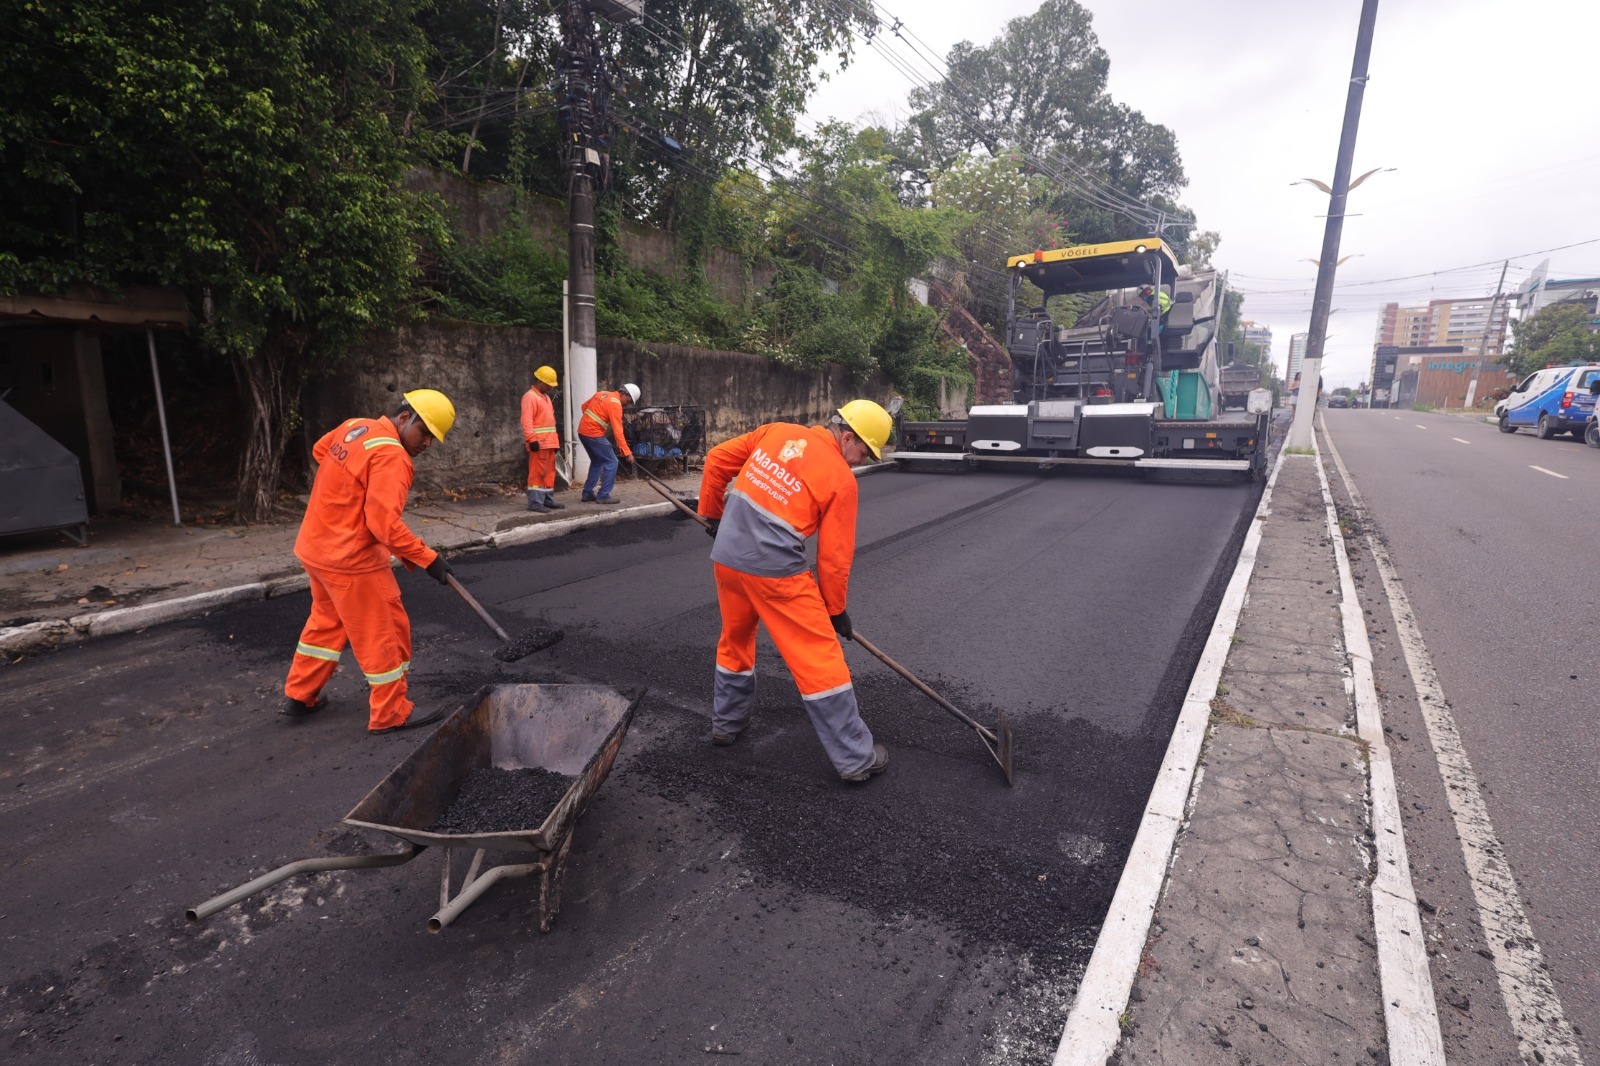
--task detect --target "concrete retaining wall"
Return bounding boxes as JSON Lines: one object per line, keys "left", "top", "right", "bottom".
{"left": 306, "top": 321, "right": 891, "bottom": 491}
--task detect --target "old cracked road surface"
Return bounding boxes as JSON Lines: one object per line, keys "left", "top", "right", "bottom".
{"left": 2, "top": 469, "right": 1255, "bottom": 1064}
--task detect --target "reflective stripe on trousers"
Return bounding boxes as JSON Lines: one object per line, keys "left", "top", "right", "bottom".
{"left": 284, "top": 563, "right": 415, "bottom": 730}
{"left": 711, "top": 562, "right": 875, "bottom": 776}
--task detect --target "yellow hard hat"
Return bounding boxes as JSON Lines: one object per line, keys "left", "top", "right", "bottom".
{"left": 836, "top": 399, "right": 892, "bottom": 460}
{"left": 403, "top": 389, "right": 456, "bottom": 442}
{"left": 535, "top": 365, "right": 559, "bottom": 388}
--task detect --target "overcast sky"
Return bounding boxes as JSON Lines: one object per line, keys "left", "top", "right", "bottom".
{"left": 802, "top": 0, "right": 1600, "bottom": 387}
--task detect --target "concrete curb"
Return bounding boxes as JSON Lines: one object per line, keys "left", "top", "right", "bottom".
{"left": 1054, "top": 447, "right": 1288, "bottom": 1064}
{"left": 1313, "top": 440, "right": 1446, "bottom": 1063}
{"left": 490, "top": 502, "right": 674, "bottom": 549}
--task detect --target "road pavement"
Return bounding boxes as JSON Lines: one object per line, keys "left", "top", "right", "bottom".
{"left": 1323, "top": 407, "right": 1597, "bottom": 1064}
{"left": 1, "top": 469, "right": 1255, "bottom": 1063}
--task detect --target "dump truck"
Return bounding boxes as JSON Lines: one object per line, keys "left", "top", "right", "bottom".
{"left": 891, "top": 238, "right": 1270, "bottom": 478}
{"left": 1219, "top": 363, "right": 1264, "bottom": 411}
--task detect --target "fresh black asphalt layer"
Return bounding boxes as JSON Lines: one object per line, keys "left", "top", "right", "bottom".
{"left": 0, "top": 470, "right": 1257, "bottom": 1063}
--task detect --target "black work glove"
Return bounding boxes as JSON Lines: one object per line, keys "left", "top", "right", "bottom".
{"left": 829, "top": 610, "right": 853, "bottom": 641}
{"left": 528, "top": 440, "right": 540, "bottom": 453}
{"left": 704, "top": 517, "right": 720, "bottom": 539}
{"left": 424, "top": 556, "right": 453, "bottom": 586}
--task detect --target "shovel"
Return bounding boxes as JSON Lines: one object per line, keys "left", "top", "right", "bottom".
{"left": 631, "top": 460, "right": 700, "bottom": 513}
{"left": 444, "top": 573, "right": 563, "bottom": 662}
{"left": 646, "top": 475, "right": 1015, "bottom": 784}
{"left": 849, "top": 631, "right": 1014, "bottom": 786}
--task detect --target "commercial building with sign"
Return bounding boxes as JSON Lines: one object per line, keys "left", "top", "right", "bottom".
{"left": 1368, "top": 344, "right": 1517, "bottom": 409}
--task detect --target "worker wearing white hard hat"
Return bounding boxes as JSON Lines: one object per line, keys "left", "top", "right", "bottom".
{"left": 576, "top": 383, "right": 639, "bottom": 504}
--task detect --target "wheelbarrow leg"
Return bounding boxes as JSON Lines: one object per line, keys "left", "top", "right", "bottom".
{"left": 538, "top": 829, "right": 576, "bottom": 933}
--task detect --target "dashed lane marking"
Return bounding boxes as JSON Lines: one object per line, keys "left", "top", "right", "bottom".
{"left": 1452, "top": 437, "right": 1470, "bottom": 444}
{"left": 1323, "top": 428, "right": 1586, "bottom": 1066}
{"left": 1415, "top": 424, "right": 1428, "bottom": 430}
{"left": 1530, "top": 465, "right": 1569, "bottom": 479}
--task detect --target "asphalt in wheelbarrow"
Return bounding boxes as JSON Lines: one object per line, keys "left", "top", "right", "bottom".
{"left": 432, "top": 766, "right": 574, "bottom": 835}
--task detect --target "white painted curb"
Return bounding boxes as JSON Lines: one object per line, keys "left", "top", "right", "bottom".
{"left": 1054, "top": 448, "right": 1287, "bottom": 1065}
{"left": 86, "top": 583, "right": 269, "bottom": 638}
{"left": 490, "top": 502, "right": 676, "bottom": 549}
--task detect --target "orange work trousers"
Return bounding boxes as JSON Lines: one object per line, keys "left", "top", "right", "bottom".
{"left": 526, "top": 446, "right": 556, "bottom": 490}
{"left": 284, "top": 563, "right": 414, "bottom": 730}
{"left": 712, "top": 563, "right": 874, "bottom": 774}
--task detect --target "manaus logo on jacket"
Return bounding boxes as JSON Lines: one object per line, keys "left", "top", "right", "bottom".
{"left": 778, "top": 438, "right": 807, "bottom": 463}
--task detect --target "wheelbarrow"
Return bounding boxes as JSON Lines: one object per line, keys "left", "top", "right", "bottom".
{"left": 186, "top": 683, "right": 644, "bottom": 934}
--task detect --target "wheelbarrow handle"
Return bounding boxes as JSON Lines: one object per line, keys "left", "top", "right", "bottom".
{"left": 446, "top": 573, "right": 512, "bottom": 644}
{"left": 850, "top": 630, "right": 999, "bottom": 745}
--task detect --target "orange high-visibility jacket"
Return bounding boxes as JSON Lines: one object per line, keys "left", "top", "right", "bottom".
{"left": 520, "top": 387, "right": 559, "bottom": 447}
{"left": 294, "top": 416, "right": 437, "bottom": 575}
{"left": 578, "top": 391, "right": 632, "bottom": 459}
{"left": 699, "top": 423, "right": 858, "bottom": 615}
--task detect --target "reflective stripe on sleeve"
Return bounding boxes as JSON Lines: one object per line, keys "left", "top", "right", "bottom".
{"left": 364, "top": 661, "right": 411, "bottom": 686}
{"left": 363, "top": 437, "right": 403, "bottom": 450}
{"left": 295, "top": 641, "right": 343, "bottom": 663}
{"left": 529, "top": 425, "right": 556, "bottom": 433}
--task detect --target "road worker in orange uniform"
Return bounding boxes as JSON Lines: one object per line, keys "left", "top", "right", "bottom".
{"left": 521, "top": 365, "right": 564, "bottom": 513}
{"left": 281, "top": 389, "right": 457, "bottom": 734}
{"left": 577, "top": 383, "right": 639, "bottom": 503}
{"left": 697, "top": 399, "right": 894, "bottom": 782}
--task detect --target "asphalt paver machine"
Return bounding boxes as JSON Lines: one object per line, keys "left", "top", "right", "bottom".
{"left": 894, "top": 238, "right": 1271, "bottom": 478}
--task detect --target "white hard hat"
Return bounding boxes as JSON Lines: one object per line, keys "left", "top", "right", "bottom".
{"left": 622, "top": 383, "right": 640, "bottom": 404}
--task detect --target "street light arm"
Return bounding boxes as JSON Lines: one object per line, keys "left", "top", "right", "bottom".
{"left": 1295, "top": 177, "right": 1334, "bottom": 194}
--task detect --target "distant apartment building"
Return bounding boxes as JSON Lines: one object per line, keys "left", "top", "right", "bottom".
{"left": 1374, "top": 296, "right": 1510, "bottom": 360}
{"left": 1514, "top": 264, "right": 1600, "bottom": 330}
{"left": 1287, "top": 332, "right": 1308, "bottom": 386}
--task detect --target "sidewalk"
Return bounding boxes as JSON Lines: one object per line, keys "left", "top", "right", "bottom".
{"left": 1061, "top": 444, "right": 1444, "bottom": 1064}
{"left": 0, "top": 469, "right": 699, "bottom": 656}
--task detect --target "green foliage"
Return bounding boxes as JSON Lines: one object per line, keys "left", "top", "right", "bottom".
{"left": 1, "top": 0, "right": 447, "bottom": 519}
{"left": 903, "top": 0, "right": 1189, "bottom": 245}
{"left": 1503, "top": 301, "right": 1600, "bottom": 378}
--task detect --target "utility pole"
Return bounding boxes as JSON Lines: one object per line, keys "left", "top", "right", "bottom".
{"left": 559, "top": 0, "right": 600, "bottom": 485}
{"left": 1285, "top": 0, "right": 1380, "bottom": 452}
{"left": 1464, "top": 259, "right": 1509, "bottom": 409}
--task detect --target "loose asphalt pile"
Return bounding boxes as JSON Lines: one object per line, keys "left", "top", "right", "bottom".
{"left": 491, "top": 625, "right": 564, "bottom": 662}
{"left": 432, "top": 766, "right": 574, "bottom": 834}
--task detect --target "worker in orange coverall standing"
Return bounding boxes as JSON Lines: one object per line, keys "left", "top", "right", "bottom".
{"left": 697, "top": 400, "right": 894, "bottom": 782}
{"left": 521, "top": 365, "right": 564, "bottom": 513}
{"left": 281, "top": 389, "right": 457, "bottom": 734}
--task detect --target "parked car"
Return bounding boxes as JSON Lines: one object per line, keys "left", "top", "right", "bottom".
{"left": 1327, "top": 395, "right": 1350, "bottom": 408}
{"left": 1495, "top": 363, "right": 1600, "bottom": 438}
{"left": 1588, "top": 377, "right": 1600, "bottom": 448}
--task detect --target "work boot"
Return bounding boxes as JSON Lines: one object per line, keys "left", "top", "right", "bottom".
{"left": 526, "top": 490, "right": 550, "bottom": 513}
{"left": 543, "top": 492, "right": 566, "bottom": 510}
{"left": 839, "top": 744, "right": 889, "bottom": 783}
{"left": 710, "top": 727, "right": 743, "bottom": 746}
{"left": 581, "top": 492, "right": 597, "bottom": 503}
{"left": 280, "top": 694, "right": 327, "bottom": 718}
{"left": 368, "top": 707, "right": 446, "bottom": 735}
{"left": 595, "top": 495, "right": 621, "bottom": 504}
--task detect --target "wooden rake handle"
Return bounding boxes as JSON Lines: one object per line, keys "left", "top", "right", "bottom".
{"left": 445, "top": 573, "right": 511, "bottom": 644}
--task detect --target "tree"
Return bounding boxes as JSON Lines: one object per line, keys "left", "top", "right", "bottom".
{"left": 1502, "top": 300, "right": 1600, "bottom": 378}
{"left": 2, "top": 0, "right": 444, "bottom": 521}
{"left": 903, "top": 0, "right": 1190, "bottom": 248}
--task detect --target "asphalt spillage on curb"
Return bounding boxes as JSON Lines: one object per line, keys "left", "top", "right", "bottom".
{"left": 432, "top": 767, "right": 574, "bottom": 834}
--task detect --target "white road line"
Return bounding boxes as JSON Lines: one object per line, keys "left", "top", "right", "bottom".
{"left": 1451, "top": 437, "right": 1471, "bottom": 445}
{"left": 1394, "top": 415, "right": 1403, "bottom": 420}
{"left": 1322, "top": 428, "right": 1585, "bottom": 1066}
{"left": 1531, "top": 465, "right": 1569, "bottom": 479}
{"left": 1415, "top": 424, "right": 1428, "bottom": 430}
{"left": 1313, "top": 445, "right": 1445, "bottom": 1063}
{"left": 1053, "top": 447, "right": 1288, "bottom": 1065}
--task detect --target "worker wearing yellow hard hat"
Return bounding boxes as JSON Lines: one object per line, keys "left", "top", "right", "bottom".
{"left": 281, "top": 388, "right": 457, "bottom": 734}
{"left": 696, "top": 398, "right": 894, "bottom": 783}
{"left": 521, "top": 366, "right": 564, "bottom": 513}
